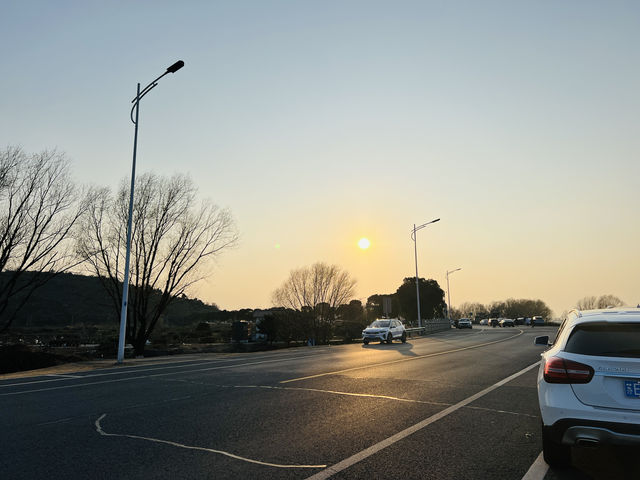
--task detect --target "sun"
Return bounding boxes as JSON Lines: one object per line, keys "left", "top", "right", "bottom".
{"left": 358, "top": 237, "right": 371, "bottom": 250}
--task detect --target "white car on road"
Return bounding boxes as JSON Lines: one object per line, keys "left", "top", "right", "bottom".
{"left": 362, "top": 319, "right": 407, "bottom": 345}
{"left": 457, "top": 318, "right": 472, "bottom": 329}
{"left": 535, "top": 308, "right": 640, "bottom": 467}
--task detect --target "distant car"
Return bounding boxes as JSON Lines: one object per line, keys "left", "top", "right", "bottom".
{"left": 457, "top": 318, "right": 472, "bottom": 329}
{"left": 499, "top": 318, "right": 515, "bottom": 327}
{"left": 479, "top": 319, "right": 489, "bottom": 326}
{"left": 531, "top": 316, "right": 545, "bottom": 327}
{"left": 362, "top": 319, "right": 407, "bottom": 345}
{"left": 488, "top": 318, "right": 500, "bottom": 327}
{"left": 515, "top": 317, "right": 525, "bottom": 325}
{"left": 535, "top": 308, "right": 640, "bottom": 467}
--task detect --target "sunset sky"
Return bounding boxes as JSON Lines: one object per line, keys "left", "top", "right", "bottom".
{"left": 2, "top": 1, "right": 638, "bottom": 318}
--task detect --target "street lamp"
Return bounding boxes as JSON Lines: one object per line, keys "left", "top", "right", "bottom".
{"left": 411, "top": 218, "right": 440, "bottom": 329}
{"left": 446, "top": 268, "right": 462, "bottom": 321}
{"left": 117, "top": 60, "right": 185, "bottom": 364}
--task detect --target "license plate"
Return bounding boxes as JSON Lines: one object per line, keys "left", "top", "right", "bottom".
{"left": 624, "top": 380, "right": 640, "bottom": 398}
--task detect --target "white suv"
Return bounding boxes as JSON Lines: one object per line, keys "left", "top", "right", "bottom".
{"left": 362, "top": 319, "right": 407, "bottom": 345}
{"left": 457, "top": 318, "right": 472, "bottom": 329}
{"left": 535, "top": 308, "right": 640, "bottom": 467}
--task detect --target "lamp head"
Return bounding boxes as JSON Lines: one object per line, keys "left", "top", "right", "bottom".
{"left": 167, "top": 60, "right": 185, "bottom": 73}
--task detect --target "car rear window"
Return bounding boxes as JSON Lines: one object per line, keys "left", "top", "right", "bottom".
{"left": 565, "top": 322, "right": 640, "bottom": 358}
{"left": 371, "top": 320, "right": 390, "bottom": 328}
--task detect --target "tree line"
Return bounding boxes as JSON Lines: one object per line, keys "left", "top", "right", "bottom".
{"left": 1, "top": 146, "right": 631, "bottom": 355}
{"left": 575, "top": 295, "right": 625, "bottom": 310}
{"left": 451, "top": 299, "right": 552, "bottom": 322}
{"left": 262, "top": 269, "right": 447, "bottom": 344}
{"left": 452, "top": 294, "right": 628, "bottom": 322}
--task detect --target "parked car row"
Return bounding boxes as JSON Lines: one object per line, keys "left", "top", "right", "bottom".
{"left": 455, "top": 317, "right": 515, "bottom": 328}
{"left": 361, "top": 315, "right": 546, "bottom": 346}
{"left": 478, "top": 318, "right": 501, "bottom": 326}
{"left": 476, "top": 317, "right": 546, "bottom": 327}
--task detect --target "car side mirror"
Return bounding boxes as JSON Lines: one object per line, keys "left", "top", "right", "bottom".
{"left": 534, "top": 335, "right": 550, "bottom": 346}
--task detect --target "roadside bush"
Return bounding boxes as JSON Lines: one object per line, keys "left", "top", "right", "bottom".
{"left": 199, "top": 335, "right": 221, "bottom": 344}
{"left": 0, "top": 344, "right": 87, "bottom": 374}
{"left": 335, "top": 320, "right": 367, "bottom": 343}
{"left": 96, "top": 336, "right": 119, "bottom": 356}
{"left": 195, "top": 322, "right": 211, "bottom": 334}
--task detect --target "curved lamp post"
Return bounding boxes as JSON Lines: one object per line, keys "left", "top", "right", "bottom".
{"left": 446, "top": 267, "right": 462, "bottom": 320}
{"left": 411, "top": 218, "right": 440, "bottom": 329}
{"left": 117, "top": 60, "right": 185, "bottom": 364}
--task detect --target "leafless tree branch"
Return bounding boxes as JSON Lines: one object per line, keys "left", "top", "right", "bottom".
{"left": 0, "top": 147, "right": 85, "bottom": 332}
{"left": 76, "top": 172, "right": 238, "bottom": 355}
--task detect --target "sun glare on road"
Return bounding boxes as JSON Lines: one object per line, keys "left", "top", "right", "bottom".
{"left": 358, "top": 237, "right": 370, "bottom": 249}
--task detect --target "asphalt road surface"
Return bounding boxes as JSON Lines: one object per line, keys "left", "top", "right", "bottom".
{"left": 2, "top": 326, "right": 638, "bottom": 479}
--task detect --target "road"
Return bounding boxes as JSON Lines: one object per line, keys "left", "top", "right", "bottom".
{"left": 1, "top": 326, "right": 637, "bottom": 479}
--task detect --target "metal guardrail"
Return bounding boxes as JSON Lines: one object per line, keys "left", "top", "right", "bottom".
{"left": 405, "top": 319, "right": 451, "bottom": 337}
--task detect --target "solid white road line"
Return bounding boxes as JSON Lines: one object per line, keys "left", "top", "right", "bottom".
{"left": 163, "top": 379, "right": 540, "bottom": 418}
{"left": 226, "top": 384, "right": 452, "bottom": 406}
{"left": 0, "top": 355, "right": 333, "bottom": 396}
{"left": 94, "top": 414, "right": 326, "bottom": 469}
{"left": 0, "top": 350, "right": 330, "bottom": 388}
{"left": 304, "top": 361, "right": 540, "bottom": 480}
{"left": 521, "top": 451, "right": 549, "bottom": 480}
{"left": 2, "top": 332, "right": 525, "bottom": 396}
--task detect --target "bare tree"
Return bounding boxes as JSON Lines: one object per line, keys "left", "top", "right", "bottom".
{"left": 0, "top": 147, "right": 84, "bottom": 332}
{"left": 457, "top": 302, "right": 489, "bottom": 320}
{"left": 272, "top": 262, "right": 357, "bottom": 343}
{"left": 575, "top": 296, "right": 598, "bottom": 310}
{"left": 576, "top": 295, "right": 624, "bottom": 310}
{"left": 596, "top": 294, "right": 625, "bottom": 309}
{"left": 76, "top": 172, "right": 238, "bottom": 355}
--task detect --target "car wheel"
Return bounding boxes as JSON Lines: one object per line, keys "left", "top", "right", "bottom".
{"left": 542, "top": 426, "right": 571, "bottom": 468}
{"left": 386, "top": 333, "right": 393, "bottom": 344}
{"left": 363, "top": 339, "right": 369, "bottom": 345}
{"left": 401, "top": 332, "right": 407, "bottom": 343}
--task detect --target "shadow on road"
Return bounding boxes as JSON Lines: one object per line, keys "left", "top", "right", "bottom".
{"left": 361, "top": 341, "right": 418, "bottom": 357}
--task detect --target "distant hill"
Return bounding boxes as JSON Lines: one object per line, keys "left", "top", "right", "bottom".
{"left": 0, "top": 271, "right": 221, "bottom": 328}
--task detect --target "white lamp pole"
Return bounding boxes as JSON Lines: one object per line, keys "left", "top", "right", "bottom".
{"left": 411, "top": 218, "right": 440, "bottom": 329}
{"left": 117, "top": 60, "right": 185, "bottom": 364}
{"left": 446, "top": 268, "right": 462, "bottom": 320}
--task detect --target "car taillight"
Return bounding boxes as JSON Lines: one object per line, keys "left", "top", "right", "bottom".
{"left": 543, "top": 357, "right": 594, "bottom": 384}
